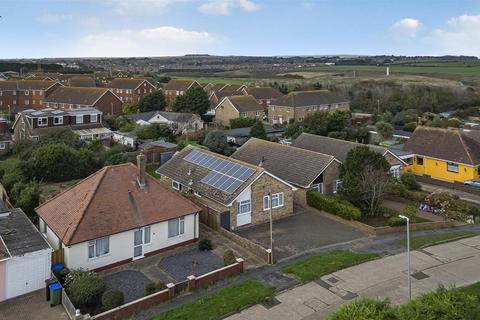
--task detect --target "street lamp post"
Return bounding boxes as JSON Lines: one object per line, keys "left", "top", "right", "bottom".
{"left": 399, "top": 215, "right": 411, "bottom": 300}
{"left": 268, "top": 189, "right": 274, "bottom": 264}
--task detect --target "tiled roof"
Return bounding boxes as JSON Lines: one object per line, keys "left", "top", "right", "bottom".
{"left": 402, "top": 126, "right": 480, "bottom": 165}
{"left": 110, "top": 78, "right": 149, "bottom": 89}
{"left": 243, "top": 87, "right": 284, "bottom": 100}
{"left": 223, "top": 95, "right": 263, "bottom": 113}
{"left": 44, "top": 87, "right": 111, "bottom": 105}
{"left": 163, "top": 79, "right": 197, "bottom": 91}
{"left": 36, "top": 163, "right": 200, "bottom": 245}
{"left": 218, "top": 84, "right": 245, "bottom": 95}
{"left": 272, "top": 90, "right": 349, "bottom": 107}
{"left": 0, "top": 80, "right": 58, "bottom": 91}
{"left": 292, "top": 133, "right": 387, "bottom": 163}
{"left": 157, "top": 145, "right": 264, "bottom": 206}
{"left": 68, "top": 76, "right": 96, "bottom": 87}
{"left": 231, "top": 138, "right": 335, "bottom": 188}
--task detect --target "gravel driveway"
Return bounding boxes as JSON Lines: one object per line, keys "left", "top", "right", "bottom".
{"left": 103, "top": 270, "right": 152, "bottom": 303}
{"left": 158, "top": 248, "right": 223, "bottom": 281}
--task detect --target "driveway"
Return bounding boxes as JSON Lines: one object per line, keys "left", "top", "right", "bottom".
{"left": 0, "top": 290, "right": 68, "bottom": 320}
{"left": 419, "top": 182, "right": 480, "bottom": 205}
{"left": 236, "top": 208, "right": 366, "bottom": 261}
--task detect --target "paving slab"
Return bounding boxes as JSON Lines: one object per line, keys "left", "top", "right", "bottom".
{"left": 422, "top": 241, "right": 480, "bottom": 262}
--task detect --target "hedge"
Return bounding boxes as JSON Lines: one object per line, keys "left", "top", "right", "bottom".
{"left": 307, "top": 191, "right": 361, "bottom": 220}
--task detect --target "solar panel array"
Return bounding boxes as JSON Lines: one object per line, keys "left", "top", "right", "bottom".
{"left": 184, "top": 149, "right": 256, "bottom": 194}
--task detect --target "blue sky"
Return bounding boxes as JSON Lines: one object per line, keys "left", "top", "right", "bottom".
{"left": 1, "top": 0, "right": 479, "bottom": 58}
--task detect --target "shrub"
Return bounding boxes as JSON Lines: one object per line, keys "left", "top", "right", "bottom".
{"left": 389, "top": 182, "right": 409, "bottom": 198}
{"left": 403, "top": 122, "right": 417, "bottom": 132}
{"left": 102, "top": 289, "right": 124, "bottom": 310}
{"left": 400, "top": 172, "right": 421, "bottom": 191}
{"left": 230, "top": 117, "right": 257, "bottom": 129}
{"left": 328, "top": 298, "right": 396, "bottom": 320}
{"left": 198, "top": 238, "right": 213, "bottom": 251}
{"left": 65, "top": 270, "right": 106, "bottom": 308}
{"left": 307, "top": 191, "right": 361, "bottom": 220}
{"left": 203, "top": 130, "right": 228, "bottom": 154}
{"left": 388, "top": 215, "right": 406, "bottom": 227}
{"left": 223, "top": 250, "right": 236, "bottom": 266}
{"left": 145, "top": 282, "right": 157, "bottom": 296}
{"left": 403, "top": 204, "right": 417, "bottom": 223}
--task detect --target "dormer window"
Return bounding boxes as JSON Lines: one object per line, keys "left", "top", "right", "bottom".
{"left": 76, "top": 115, "right": 84, "bottom": 124}
{"left": 38, "top": 117, "right": 48, "bottom": 126}
{"left": 54, "top": 116, "right": 63, "bottom": 125}
{"left": 90, "top": 114, "right": 98, "bottom": 122}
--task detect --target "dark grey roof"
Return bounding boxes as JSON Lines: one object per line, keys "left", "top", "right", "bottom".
{"left": 231, "top": 138, "right": 335, "bottom": 188}
{"left": 223, "top": 126, "right": 284, "bottom": 138}
{"left": 272, "top": 90, "right": 349, "bottom": 108}
{"left": 139, "top": 140, "right": 177, "bottom": 149}
{"left": 22, "top": 107, "right": 101, "bottom": 118}
{"left": 0, "top": 207, "right": 51, "bottom": 257}
{"left": 292, "top": 133, "right": 387, "bottom": 163}
{"left": 222, "top": 95, "right": 263, "bottom": 113}
{"left": 157, "top": 145, "right": 263, "bottom": 206}
{"left": 243, "top": 87, "right": 284, "bottom": 100}
{"left": 45, "top": 87, "right": 112, "bottom": 105}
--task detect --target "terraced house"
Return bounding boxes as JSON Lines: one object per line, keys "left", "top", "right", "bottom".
{"left": 214, "top": 95, "right": 264, "bottom": 127}
{"left": 109, "top": 78, "right": 156, "bottom": 103}
{"left": 208, "top": 84, "right": 247, "bottom": 107}
{"left": 241, "top": 86, "right": 284, "bottom": 107}
{"left": 268, "top": 90, "right": 350, "bottom": 125}
{"left": 402, "top": 126, "right": 480, "bottom": 182}
{"left": 0, "top": 80, "right": 61, "bottom": 110}
{"left": 43, "top": 86, "right": 123, "bottom": 115}
{"left": 162, "top": 79, "right": 202, "bottom": 105}
{"left": 157, "top": 145, "right": 295, "bottom": 231}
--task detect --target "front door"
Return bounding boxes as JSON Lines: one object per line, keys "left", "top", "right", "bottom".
{"left": 134, "top": 229, "right": 143, "bottom": 259}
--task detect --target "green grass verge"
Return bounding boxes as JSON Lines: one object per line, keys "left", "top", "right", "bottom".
{"left": 146, "top": 164, "right": 161, "bottom": 180}
{"left": 399, "top": 231, "right": 479, "bottom": 250}
{"left": 281, "top": 250, "right": 380, "bottom": 282}
{"left": 458, "top": 282, "right": 480, "bottom": 298}
{"left": 152, "top": 280, "right": 275, "bottom": 320}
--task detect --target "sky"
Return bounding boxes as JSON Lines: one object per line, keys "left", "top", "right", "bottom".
{"left": 0, "top": 0, "right": 479, "bottom": 58}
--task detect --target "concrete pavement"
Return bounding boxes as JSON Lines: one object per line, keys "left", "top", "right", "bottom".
{"left": 227, "top": 235, "right": 480, "bottom": 320}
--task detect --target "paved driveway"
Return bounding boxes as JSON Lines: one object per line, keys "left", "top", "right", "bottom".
{"left": 236, "top": 208, "right": 366, "bottom": 261}
{"left": 0, "top": 290, "right": 68, "bottom": 320}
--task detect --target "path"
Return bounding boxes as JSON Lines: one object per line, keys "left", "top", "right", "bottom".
{"left": 419, "top": 182, "right": 480, "bottom": 205}
{"left": 227, "top": 235, "right": 480, "bottom": 320}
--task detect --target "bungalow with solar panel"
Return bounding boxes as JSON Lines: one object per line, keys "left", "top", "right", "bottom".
{"left": 157, "top": 145, "right": 296, "bottom": 230}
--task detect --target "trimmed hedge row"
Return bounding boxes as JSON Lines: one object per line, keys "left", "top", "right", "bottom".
{"left": 307, "top": 191, "right": 361, "bottom": 220}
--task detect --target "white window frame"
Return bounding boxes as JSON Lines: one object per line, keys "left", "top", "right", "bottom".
{"left": 25, "top": 99, "right": 29, "bottom": 105}
{"left": 310, "top": 183, "right": 323, "bottom": 193}
{"left": 37, "top": 117, "right": 48, "bottom": 126}
{"left": 271, "top": 192, "right": 284, "bottom": 209}
{"left": 237, "top": 200, "right": 251, "bottom": 215}
{"left": 333, "top": 180, "right": 342, "bottom": 194}
{"left": 172, "top": 180, "right": 181, "bottom": 191}
{"left": 88, "top": 236, "right": 110, "bottom": 259}
{"left": 390, "top": 165, "right": 401, "bottom": 178}
{"left": 447, "top": 162, "right": 459, "bottom": 173}
{"left": 0, "top": 142, "right": 6, "bottom": 150}
{"left": 76, "top": 115, "right": 84, "bottom": 124}
{"left": 53, "top": 116, "right": 63, "bottom": 125}
{"left": 263, "top": 195, "right": 270, "bottom": 211}
{"left": 168, "top": 217, "right": 185, "bottom": 238}
{"left": 25, "top": 90, "right": 29, "bottom": 95}
{"left": 90, "top": 114, "right": 98, "bottom": 123}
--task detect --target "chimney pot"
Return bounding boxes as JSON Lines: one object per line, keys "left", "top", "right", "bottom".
{"left": 137, "top": 151, "right": 146, "bottom": 188}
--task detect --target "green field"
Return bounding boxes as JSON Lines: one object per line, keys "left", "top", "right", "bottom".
{"left": 172, "top": 76, "right": 254, "bottom": 85}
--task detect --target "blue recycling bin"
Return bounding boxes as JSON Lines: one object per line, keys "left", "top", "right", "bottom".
{"left": 49, "top": 282, "right": 62, "bottom": 307}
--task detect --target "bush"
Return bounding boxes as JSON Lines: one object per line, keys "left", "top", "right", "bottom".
{"left": 223, "top": 250, "right": 236, "bottom": 266}
{"left": 403, "top": 204, "right": 417, "bottom": 223}
{"left": 203, "top": 130, "right": 228, "bottom": 154}
{"left": 102, "top": 289, "right": 124, "bottom": 310}
{"left": 230, "top": 117, "right": 257, "bottom": 129}
{"left": 388, "top": 215, "right": 406, "bottom": 227}
{"left": 145, "top": 282, "right": 157, "bottom": 296}
{"left": 400, "top": 172, "right": 421, "bottom": 191}
{"left": 307, "top": 191, "right": 361, "bottom": 220}
{"left": 328, "top": 298, "right": 396, "bottom": 320}
{"left": 198, "top": 238, "right": 213, "bottom": 251}
{"left": 65, "top": 270, "right": 106, "bottom": 308}
{"left": 403, "top": 122, "right": 417, "bottom": 132}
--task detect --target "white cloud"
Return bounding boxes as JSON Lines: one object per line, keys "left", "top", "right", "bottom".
{"left": 427, "top": 15, "right": 480, "bottom": 56}
{"left": 199, "top": 0, "right": 259, "bottom": 15}
{"left": 73, "top": 26, "right": 222, "bottom": 57}
{"left": 390, "top": 18, "right": 422, "bottom": 38}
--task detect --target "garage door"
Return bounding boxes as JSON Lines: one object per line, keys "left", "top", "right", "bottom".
{"left": 5, "top": 250, "right": 51, "bottom": 299}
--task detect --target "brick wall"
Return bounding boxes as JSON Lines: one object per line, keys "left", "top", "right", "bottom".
{"left": 322, "top": 161, "right": 341, "bottom": 195}
{"left": 268, "top": 103, "right": 350, "bottom": 125}
{"left": 214, "top": 99, "right": 239, "bottom": 127}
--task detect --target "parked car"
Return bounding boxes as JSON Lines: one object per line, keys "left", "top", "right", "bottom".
{"left": 464, "top": 179, "right": 480, "bottom": 187}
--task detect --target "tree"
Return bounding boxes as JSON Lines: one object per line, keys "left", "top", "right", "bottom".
{"left": 138, "top": 90, "right": 166, "bottom": 112}
{"left": 424, "top": 192, "right": 468, "bottom": 221}
{"left": 375, "top": 121, "right": 394, "bottom": 140}
{"left": 249, "top": 121, "right": 267, "bottom": 139}
{"left": 11, "top": 181, "right": 40, "bottom": 222}
{"left": 133, "top": 124, "right": 174, "bottom": 141}
{"left": 104, "top": 152, "right": 128, "bottom": 165}
{"left": 39, "top": 128, "right": 82, "bottom": 149}
{"left": 340, "top": 146, "right": 391, "bottom": 216}
{"left": 327, "top": 109, "right": 351, "bottom": 132}
{"left": 122, "top": 102, "right": 138, "bottom": 114}
{"left": 172, "top": 87, "right": 210, "bottom": 115}
{"left": 304, "top": 111, "right": 328, "bottom": 136}
{"left": 284, "top": 122, "right": 304, "bottom": 139}
{"left": 203, "top": 130, "right": 228, "bottom": 154}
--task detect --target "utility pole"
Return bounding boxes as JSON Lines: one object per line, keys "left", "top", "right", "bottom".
{"left": 269, "top": 189, "right": 274, "bottom": 264}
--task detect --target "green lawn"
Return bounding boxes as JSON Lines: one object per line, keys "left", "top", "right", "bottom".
{"left": 399, "top": 231, "right": 479, "bottom": 250}
{"left": 458, "top": 282, "right": 480, "bottom": 298}
{"left": 146, "top": 164, "right": 161, "bottom": 180}
{"left": 281, "top": 250, "right": 380, "bottom": 282}
{"left": 152, "top": 280, "right": 275, "bottom": 320}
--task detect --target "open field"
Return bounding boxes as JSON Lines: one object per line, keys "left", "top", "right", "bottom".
{"left": 171, "top": 76, "right": 255, "bottom": 85}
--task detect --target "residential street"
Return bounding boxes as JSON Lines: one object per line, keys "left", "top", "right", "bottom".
{"left": 227, "top": 235, "right": 480, "bottom": 320}
{"left": 419, "top": 182, "right": 480, "bottom": 205}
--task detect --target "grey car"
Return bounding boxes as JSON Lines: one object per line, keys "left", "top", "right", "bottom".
{"left": 464, "top": 179, "right": 480, "bottom": 187}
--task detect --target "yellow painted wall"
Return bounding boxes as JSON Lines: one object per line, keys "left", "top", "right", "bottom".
{"left": 406, "top": 156, "right": 479, "bottom": 182}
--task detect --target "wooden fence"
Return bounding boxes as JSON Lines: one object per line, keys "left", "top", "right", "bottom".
{"left": 51, "top": 248, "right": 64, "bottom": 265}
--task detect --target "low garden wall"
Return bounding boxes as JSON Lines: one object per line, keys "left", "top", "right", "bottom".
{"left": 217, "top": 226, "right": 271, "bottom": 264}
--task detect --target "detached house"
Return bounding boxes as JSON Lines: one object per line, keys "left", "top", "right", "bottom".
{"left": 43, "top": 86, "right": 123, "bottom": 115}
{"left": 157, "top": 145, "right": 295, "bottom": 230}
{"left": 231, "top": 138, "right": 341, "bottom": 206}
{"left": 162, "top": 79, "right": 202, "bottom": 105}
{"left": 214, "top": 95, "right": 264, "bottom": 127}
{"left": 402, "top": 126, "right": 480, "bottom": 182}
{"left": 124, "top": 110, "right": 204, "bottom": 133}
{"left": 209, "top": 84, "right": 247, "bottom": 107}
{"left": 0, "top": 80, "right": 61, "bottom": 111}
{"left": 269, "top": 90, "right": 350, "bottom": 125}
{"left": 36, "top": 155, "right": 201, "bottom": 271}
{"left": 292, "top": 133, "right": 406, "bottom": 178}
{"left": 109, "top": 78, "right": 156, "bottom": 103}
{"left": 12, "top": 108, "right": 112, "bottom": 142}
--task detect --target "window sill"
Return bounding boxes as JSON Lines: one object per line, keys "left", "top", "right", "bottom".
{"left": 88, "top": 252, "right": 111, "bottom": 261}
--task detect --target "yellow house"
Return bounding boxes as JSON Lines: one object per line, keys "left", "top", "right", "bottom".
{"left": 402, "top": 126, "right": 480, "bottom": 182}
